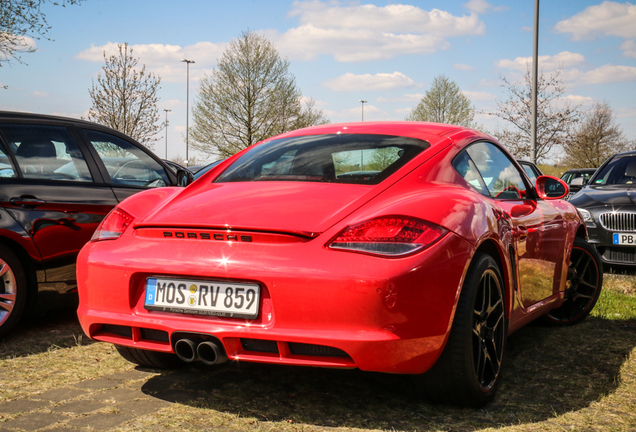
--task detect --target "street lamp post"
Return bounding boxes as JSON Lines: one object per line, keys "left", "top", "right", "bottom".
{"left": 359, "top": 100, "right": 367, "bottom": 121}
{"left": 530, "top": 0, "right": 539, "bottom": 165}
{"left": 181, "top": 59, "right": 195, "bottom": 166}
{"left": 163, "top": 109, "right": 171, "bottom": 159}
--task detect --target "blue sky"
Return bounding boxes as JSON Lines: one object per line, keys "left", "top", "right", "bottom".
{"left": 1, "top": 0, "right": 635, "bottom": 163}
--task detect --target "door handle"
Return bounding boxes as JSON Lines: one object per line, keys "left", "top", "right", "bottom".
{"left": 515, "top": 226, "right": 528, "bottom": 240}
{"left": 10, "top": 196, "right": 46, "bottom": 207}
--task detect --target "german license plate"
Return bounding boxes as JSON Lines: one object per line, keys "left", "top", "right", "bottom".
{"left": 613, "top": 233, "right": 636, "bottom": 245}
{"left": 144, "top": 278, "right": 260, "bottom": 319}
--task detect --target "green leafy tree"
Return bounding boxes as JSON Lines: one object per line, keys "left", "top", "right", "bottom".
{"left": 88, "top": 43, "right": 162, "bottom": 150}
{"left": 190, "top": 30, "right": 329, "bottom": 158}
{"left": 0, "top": 0, "right": 84, "bottom": 67}
{"left": 406, "top": 74, "right": 476, "bottom": 127}
{"left": 564, "top": 102, "right": 632, "bottom": 167}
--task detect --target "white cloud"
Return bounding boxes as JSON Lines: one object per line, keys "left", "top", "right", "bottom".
{"left": 75, "top": 41, "right": 226, "bottom": 83}
{"left": 377, "top": 93, "right": 424, "bottom": 103}
{"left": 322, "top": 72, "right": 418, "bottom": 92}
{"left": 622, "top": 40, "right": 636, "bottom": 58}
{"left": 555, "top": 1, "right": 636, "bottom": 41}
{"left": 394, "top": 108, "right": 413, "bottom": 116}
{"left": 463, "top": 0, "right": 508, "bottom": 14}
{"left": 462, "top": 90, "right": 496, "bottom": 101}
{"left": 269, "top": 1, "right": 485, "bottom": 62}
{"left": 496, "top": 51, "right": 586, "bottom": 72}
{"left": 562, "top": 95, "right": 595, "bottom": 107}
{"left": 32, "top": 91, "right": 48, "bottom": 97}
{"left": 566, "top": 64, "right": 636, "bottom": 85}
{"left": 454, "top": 63, "right": 476, "bottom": 71}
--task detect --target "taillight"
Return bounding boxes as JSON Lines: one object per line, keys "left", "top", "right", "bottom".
{"left": 328, "top": 216, "right": 448, "bottom": 257}
{"left": 91, "top": 207, "right": 134, "bottom": 241}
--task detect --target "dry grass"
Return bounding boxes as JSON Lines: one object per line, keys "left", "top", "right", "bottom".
{"left": 1, "top": 279, "right": 636, "bottom": 431}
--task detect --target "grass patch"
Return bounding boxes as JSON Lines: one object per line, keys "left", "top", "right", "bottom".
{"left": 592, "top": 289, "right": 636, "bottom": 320}
{"left": 2, "top": 276, "right": 636, "bottom": 431}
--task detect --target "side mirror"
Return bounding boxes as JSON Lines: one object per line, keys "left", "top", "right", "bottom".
{"left": 570, "top": 177, "right": 585, "bottom": 186}
{"left": 536, "top": 175, "right": 569, "bottom": 200}
{"left": 176, "top": 169, "right": 194, "bottom": 187}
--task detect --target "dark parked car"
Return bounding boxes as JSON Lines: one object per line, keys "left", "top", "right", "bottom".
{"left": 163, "top": 159, "right": 188, "bottom": 175}
{"left": 193, "top": 160, "right": 225, "bottom": 179}
{"left": 517, "top": 160, "right": 543, "bottom": 183}
{"left": 561, "top": 168, "right": 596, "bottom": 200}
{"left": 570, "top": 151, "right": 636, "bottom": 266}
{"left": 0, "top": 111, "right": 184, "bottom": 338}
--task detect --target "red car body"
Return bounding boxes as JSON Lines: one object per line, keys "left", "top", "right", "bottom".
{"left": 76, "top": 122, "right": 601, "bottom": 406}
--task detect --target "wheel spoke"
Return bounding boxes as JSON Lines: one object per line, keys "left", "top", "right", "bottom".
{"left": 572, "top": 250, "right": 584, "bottom": 269}
{"left": 578, "top": 255, "right": 591, "bottom": 279}
{"left": 0, "top": 293, "right": 15, "bottom": 313}
{"left": 0, "top": 261, "right": 8, "bottom": 278}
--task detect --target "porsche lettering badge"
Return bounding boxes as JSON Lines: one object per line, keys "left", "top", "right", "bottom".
{"left": 162, "top": 231, "right": 253, "bottom": 242}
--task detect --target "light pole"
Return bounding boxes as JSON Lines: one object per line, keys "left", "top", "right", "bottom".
{"left": 163, "top": 109, "right": 171, "bottom": 159}
{"left": 359, "top": 100, "right": 367, "bottom": 121}
{"left": 530, "top": 0, "right": 539, "bottom": 164}
{"left": 181, "top": 58, "right": 195, "bottom": 166}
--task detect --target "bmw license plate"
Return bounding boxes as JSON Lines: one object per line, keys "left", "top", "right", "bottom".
{"left": 144, "top": 278, "right": 260, "bottom": 319}
{"left": 613, "top": 233, "right": 636, "bottom": 245}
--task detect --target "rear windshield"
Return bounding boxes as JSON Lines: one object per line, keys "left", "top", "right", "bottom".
{"left": 214, "top": 134, "right": 430, "bottom": 185}
{"left": 592, "top": 155, "right": 636, "bottom": 186}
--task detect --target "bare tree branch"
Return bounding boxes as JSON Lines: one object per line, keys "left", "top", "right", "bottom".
{"left": 88, "top": 43, "right": 162, "bottom": 151}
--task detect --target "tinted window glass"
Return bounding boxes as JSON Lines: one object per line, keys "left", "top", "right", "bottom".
{"left": 465, "top": 142, "right": 527, "bottom": 199}
{"left": 0, "top": 124, "right": 92, "bottom": 182}
{"left": 593, "top": 156, "right": 636, "bottom": 186}
{"left": 84, "top": 130, "right": 169, "bottom": 188}
{"left": 452, "top": 150, "right": 490, "bottom": 197}
{"left": 0, "top": 142, "right": 16, "bottom": 178}
{"left": 521, "top": 164, "right": 538, "bottom": 183}
{"left": 215, "top": 134, "right": 430, "bottom": 185}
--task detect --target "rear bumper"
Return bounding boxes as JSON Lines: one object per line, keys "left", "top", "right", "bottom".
{"left": 77, "top": 230, "right": 473, "bottom": 374}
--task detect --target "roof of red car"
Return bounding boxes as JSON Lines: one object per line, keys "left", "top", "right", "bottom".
{"left": 271, "top": 121, "right": 484, "bottom": 148}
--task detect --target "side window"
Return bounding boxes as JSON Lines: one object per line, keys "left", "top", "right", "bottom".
{"left": 84, "top": 130, "right": 169, "bottom": 188}
{"left": 452, "top": 150, "right": 490, "bottom": 197}
{"left": 0, "top": 124, "right": 92, "bottom": 182}
{"left": 521, "top": 164, "right": 538, "bottom": 183}
{"left": 465, "top": 142, "right": 528, "bottom": 200}
{"left": 0, "top": 143, "right": 16, "bottom": 178}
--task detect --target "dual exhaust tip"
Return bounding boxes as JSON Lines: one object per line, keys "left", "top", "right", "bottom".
{"left": 174, "top": 337, "right": 228, "bottom": 366}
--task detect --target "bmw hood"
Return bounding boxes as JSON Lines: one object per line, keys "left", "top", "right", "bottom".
{"left": 139, "top": 181, "right": 381, "bottom": 235}
{"left": 570, "top": 186, "right": 636, "bottom": 210}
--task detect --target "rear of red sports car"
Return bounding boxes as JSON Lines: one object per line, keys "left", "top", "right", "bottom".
{"left": 77, "top": 122, "right": 595, "bottom": 406}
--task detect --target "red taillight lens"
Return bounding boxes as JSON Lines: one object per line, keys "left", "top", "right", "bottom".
{"left": 328, "top": 216, "right": 448, "bottom": 257}
{"left": 91, "top": 207, "right": 134, "bottom": 241}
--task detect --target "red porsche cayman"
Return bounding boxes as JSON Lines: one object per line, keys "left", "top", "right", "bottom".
{"left": 76, "top": 122, "right": 602, "bottom": 406}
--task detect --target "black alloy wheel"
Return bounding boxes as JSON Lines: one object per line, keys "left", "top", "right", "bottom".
{"left": 544, "top": 237, "right": 602, "bottom": 325}
{"left": 473, "top": 267, "right": 506, "bottom": 391}
{"left": 420, "top": 253, "right": 507, "bottom": 407}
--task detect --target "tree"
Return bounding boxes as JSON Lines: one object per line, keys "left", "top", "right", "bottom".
{"left": 406, "top": 74, "right": 476, "bottom": 127}
{"left": 490, "top": 66, "right": 582, "bottom": 163}
{"left": 190, "top": 30, "right": 329, "bottom": 159}
{"left": 564, "top": 102, "right": 632, "bottom": 167}
{"left": 1, "top": 0, "right": 84, "bottom": 67}
{"left": 88, "top": 43, "right": 162, "bottom": 150}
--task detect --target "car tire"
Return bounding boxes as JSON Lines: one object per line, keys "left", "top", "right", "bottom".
{"left": 115, "top": 345, "right": 183, "bottom": 369}
{"left": 542, "top": 237, "right": 603, "bottom": 326}
{"left": 0, "top": 244, "right": 28, "bottom": 340}
{"left": 419, "top": 253, "right": 507, "bottom": 407}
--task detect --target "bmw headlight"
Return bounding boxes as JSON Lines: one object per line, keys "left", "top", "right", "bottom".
{"left": 577, "top": 208, "right": 595, "bottom": 224}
